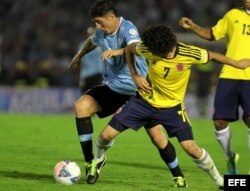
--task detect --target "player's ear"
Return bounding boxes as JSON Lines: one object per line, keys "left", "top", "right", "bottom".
{"left": 106, "top": 11, "right": 115, "bottom": 20}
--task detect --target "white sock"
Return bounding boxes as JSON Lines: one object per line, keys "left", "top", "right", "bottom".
{"left": 94, "top": 137, "right": 114, "bottom": 162}
{"left": 193, "top": 148, "right": 223, "bottom": 186}
{"left": 214, "top": 126, "right": 234, "bottom": 160}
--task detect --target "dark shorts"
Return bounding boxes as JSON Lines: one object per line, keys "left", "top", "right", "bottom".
{"left": 80, "top": 73, "right": 103, "bottom": 94}
{"left": 109, "top": 95, "right": 194, "bottom": 142}
{"left": 86, "top": 84, "right": 131, "bottom": 118}
{"left": 213, "top": 79, "right": 250, "bottom": 122}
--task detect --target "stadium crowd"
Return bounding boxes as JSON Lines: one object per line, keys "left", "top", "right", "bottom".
{"left": 0, "top": 0, "right": 241, "bottom": 87}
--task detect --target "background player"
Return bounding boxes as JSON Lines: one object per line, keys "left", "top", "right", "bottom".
{"left": 78, "top": 26, "right": 104, "bottom": 94}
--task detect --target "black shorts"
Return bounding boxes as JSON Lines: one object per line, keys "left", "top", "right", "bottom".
{"left": 80, "top": 73, "right": 103, "bottom": 94}
{"left": 85, "top": 84, "right": 131, "bottom": 118}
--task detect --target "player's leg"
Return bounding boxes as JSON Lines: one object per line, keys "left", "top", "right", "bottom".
{"left": 159, "top": 103, "right": 223, "bottom": 189}
{"left": 87, "top": 95, "right": 145, "bottom": 184}
{"left": 75, "top": 85, "right": 130, "bottom": 176}
{"left": 86, "top": 124, "right": 121, "bottom": 184}
{"left": 145, "top": 125, "right": 187, "bottom": 187}
{"left": 179, "top": 140, "right": 224, "bottom": 189}
{"left": 213, "top": 79, "right": 240, "bottom": 174}
{"left": 75, "top": 94, "right": 100, "bottom": 163}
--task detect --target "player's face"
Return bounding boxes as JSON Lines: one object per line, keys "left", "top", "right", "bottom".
{"left": 244, "top": 0, "right": 250, "bottom": 9}
{"left": 92, "top": 13, "right": 116, "bottom": 34}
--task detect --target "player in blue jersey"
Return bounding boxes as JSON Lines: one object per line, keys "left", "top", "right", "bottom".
{"left": 79, "top": 26, "right": 104, "bottom": 93}
{"left": 69, "top": 0, "right": 186, "bottom": 187}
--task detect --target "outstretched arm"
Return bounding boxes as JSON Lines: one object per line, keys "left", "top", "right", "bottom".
{"left": 209, "top": 51, "right": 250, "bottom": 69}
{"left": 68, "top": 36, "right": 96, "bottom": 69}
{"left": 179, "top": 17, "right": 214, "bottom": 41}
{"left": 125, "top": 43, "right": 152, "bottom": 93}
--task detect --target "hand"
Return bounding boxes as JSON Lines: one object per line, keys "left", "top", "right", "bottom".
{"left": 179, "top": 17, "right": 194, "bottom": 29}
{"left": 133, "top": 75, "right": 152, "bottom": 93}
{"left": 68, "top": 54, "right": 81, "bottom": 70}
{"left": 101, "top": 49, "right": 123, "bottom": 60}
{"left": 236, "top": 59, "right": 250, "bottom": 69}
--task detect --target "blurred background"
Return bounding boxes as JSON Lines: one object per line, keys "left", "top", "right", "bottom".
{"left": 0, "top": 0, "right": 243, "bottom": 116}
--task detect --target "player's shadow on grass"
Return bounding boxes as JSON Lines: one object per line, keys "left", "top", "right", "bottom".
{"left": 0, "top": 170, "right": 53, "bottom": 182}
{"left": 110, "top": 160, "right": 164, "bottom": 171}
{"left": 109, "top": 160, "right": 193, "bottom": 172}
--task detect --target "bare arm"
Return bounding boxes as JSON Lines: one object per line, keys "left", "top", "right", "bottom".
{"left": 125, "top": 43, "right": 138, "bottom": 77}
{"left": 68, "top": 36, "right": 96, "bottom": 69}
{"left": 125, "top": 43, "right": 152, "bottom": 92}
{"left": 179, "top": 17, "right": 214, "bottom": 41}
{"left": 209, "top": 51, "right": 250, "bottom": 69}
{"left": 101, "top": 48, "right": 125, "bottom": 60}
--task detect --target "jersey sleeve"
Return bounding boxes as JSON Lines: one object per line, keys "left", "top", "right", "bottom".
{"left": 122, "top": 22, "right": 141, "bottom": 45}
{"left": 212, "top": 11, "right": 230, "bottom": 40}
{"left": 189, "top": 45, "right": 209, "bottom": 64}
{"left": 177, "top": 42, "right": 209, "bottom": 65}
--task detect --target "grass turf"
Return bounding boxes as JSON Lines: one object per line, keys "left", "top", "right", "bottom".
{"left": 0, "top": 113, "right": 248, "bottom": 191}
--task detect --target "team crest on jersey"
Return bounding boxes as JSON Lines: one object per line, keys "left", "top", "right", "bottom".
{"left": 201, "top": 52, "right": 207, "bottom": 60}
{"left": 129, "top": 28, "right": 138, "bottom": 36}
{"left": 176, "top": 63, "right": 184, "bottom": 71}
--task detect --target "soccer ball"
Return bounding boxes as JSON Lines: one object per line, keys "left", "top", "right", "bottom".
{"left": 53, "top": 160, "right": 81, "bottom": 185}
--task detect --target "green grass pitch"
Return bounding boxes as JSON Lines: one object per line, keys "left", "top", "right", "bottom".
{"left": 0, "top": 113, "right": 248, "bottom": 191}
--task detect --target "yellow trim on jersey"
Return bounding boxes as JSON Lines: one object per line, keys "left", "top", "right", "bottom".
{"left": 136, "top": 42, "right": 209, "bottom": 108}
{"left": 212, "top": 8, "right": 250, "bottom": 79}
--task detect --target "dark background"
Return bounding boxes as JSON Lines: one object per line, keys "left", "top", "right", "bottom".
{"left": 0, "top": 0, "right": 242, "bottom": 87}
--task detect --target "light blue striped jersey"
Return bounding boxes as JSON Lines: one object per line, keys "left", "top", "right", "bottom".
{"left": 91, "top": 17, "right": 148, "bottom": 95}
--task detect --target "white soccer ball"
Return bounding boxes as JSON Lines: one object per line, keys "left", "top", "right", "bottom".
{"left": 53, "top": 160, "right": 81, "bottom": 185}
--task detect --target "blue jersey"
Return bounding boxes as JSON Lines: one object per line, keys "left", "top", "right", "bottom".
{"left": 91, "top": 17, "right": 148, "bottom": 95}
{"left": 79, "top": 41, "right": 104, "bottom": 80}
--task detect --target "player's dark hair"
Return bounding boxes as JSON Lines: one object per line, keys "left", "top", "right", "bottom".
{"left": 90, "top": 0, "right": 118, "bottom": 18}
{"left": 141, "top": 25, "right": 177, "bottom": 57}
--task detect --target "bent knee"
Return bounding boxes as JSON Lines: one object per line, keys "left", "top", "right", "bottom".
{"left": 74, "top": 95, "right": 100, "bottom": 116}
{"left": 213, "top": 119, "right": 228, "bottom": 130}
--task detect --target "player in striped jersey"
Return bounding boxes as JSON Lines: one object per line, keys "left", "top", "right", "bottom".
{"left": 179, "top": 0, "right": 250, "bottom": 175}
{"left": 90, "top": 24, "right": 250, "bottom": 190}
